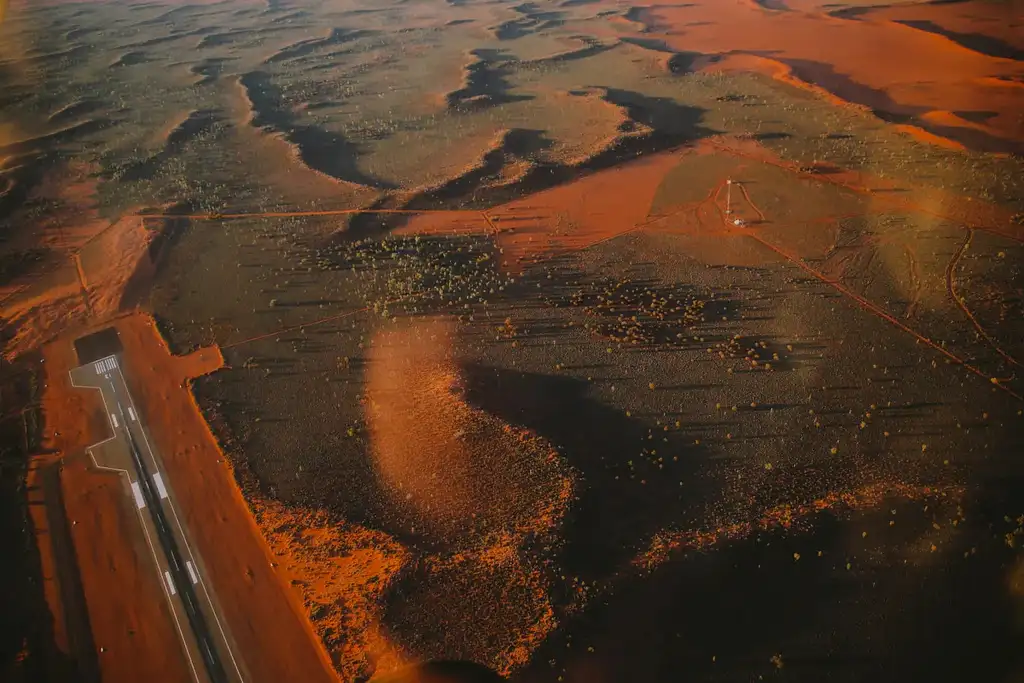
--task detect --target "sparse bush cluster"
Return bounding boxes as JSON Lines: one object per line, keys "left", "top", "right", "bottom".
{"left": 315, "top": 234, "right": 513, "bottom": 316}
{"left": 710, "top": 334, "right": 786, "bottom": 371}
{"left": 546, "top": 277, "right": 712, "bottom": 347}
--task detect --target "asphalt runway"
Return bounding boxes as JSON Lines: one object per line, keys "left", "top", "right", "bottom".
{"left": 70, "top": 354, "right": 246, "bottom": 683}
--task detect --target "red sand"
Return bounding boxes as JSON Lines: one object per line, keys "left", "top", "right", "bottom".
{"left": 484, "top": 147, "right": 692, "bottom": 273}
{"left": 1, "top": 214, "right": 155, "bottom": 359}
{"left": 365, "top": 317, "right": 574, "bottom": 675}
{"left": 113, "top": 312, "right": 338, "bottom": 683}
{"left": 227, "top": 75, "right": 381, "bottom": 206}
{"left": 38, "top": 328, "right": 192, "bottom": 683}
{"left": 366, "top": 317, "right": 573, "bottom": 542}
{"left": 385, "top": 134, "right": 1021, "bottom": 276}
{"left": 637, "top": 482, "right": 965, "bottom": 571}
{"left": 591, "top": 0, "right": 1024, "bottom": 152}
{"left": 249, "top": 497, "right": 410, "bottom": 681}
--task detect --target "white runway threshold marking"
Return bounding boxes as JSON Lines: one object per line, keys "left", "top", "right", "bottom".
{"left": 94, "top": 357, "right": 118, "bottom": 375}
{"left": 131, "top": 481, "right": 146, "bottom": 509}
{"left": 153, "top": 473, "right": 169, "bottom": 499}
{"left": 165, "top": 571, "right": 177, "bottom": 596}
{"left": 110, "top": 413, "right": 119, "bottom": 429}
{"left": 186, "top": 561, "right": 199, "bottom": 585}
{"left": 128, "top": 406, "right": 137, "bottom": 421}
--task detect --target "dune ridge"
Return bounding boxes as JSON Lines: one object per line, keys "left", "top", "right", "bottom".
{"left": 895, "top": 19, "right": 1024, "bottom": 62}
{"left": 263, "top": 27, "right": 370, "bottom": 64}
{"left": 512, "top": 35, "right": 614, "bottom": 65}
{"left": 346, "top": 86, "right": 707, "bottom": 237}
{"left": 46, "top": 99, "right": 100, "bottom": 126}
{"left": 237, "top": 71, "right": 392, "bottom": 189}
{"left": 623, "top": 1, "right": 1024, "bottom": 153}
{"left": 445, "top": 48, "right": 532, "bottom": 111}
{"left": 0, "top": 119, "right": 109, "bottom": 158}
{"left": 109, "top": 50, "right": 148, "bottom": 68}
{"left": 112, "top": 110, "right": 220, "bottom": 182}
{"left": 189, "top": 57, "right": 232, "bottom": 86}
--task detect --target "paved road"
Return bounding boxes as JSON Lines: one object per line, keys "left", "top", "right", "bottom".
{"left": 71, "top": 355, "right": 246, "bottom": 683}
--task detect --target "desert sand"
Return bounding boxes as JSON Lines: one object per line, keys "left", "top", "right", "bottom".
{"left": 2, "top": 0, "right": 1023, "bottom": 682}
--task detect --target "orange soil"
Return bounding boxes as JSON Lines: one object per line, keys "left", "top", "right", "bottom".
{"left": 868, "top": 0, "right": 1024, "bottom": 53}
{"left": 396, "top": 210, "right": 495, "bottom": 238}
{"left": 38, "top": 327, "right": 191, "bottom": 683}
{"left": 249, "top": 497, "right": 410, "bottom": 681}
{"left": 112, "top": 312, "right": 337, "bottom": 683}
{"left": 225, "top": 75, "right": 380, "bottom": 207}
{"left": 366, "top": 317, "right": 573, "bottom": 542}
{"left": 0, "top": 162, "right": 106, "bottom": 306}
{"left": 1, "top": 213, "right": 154, "bottom": 359}
{"left": 636, "top": 482, "right": 965, "bottom": 571}
{"left": 365, "top": 317, "right": 574, "bottom": 675}
{"left": 703, "top": 136, "right": 1022, "bottom": 242}
{"left": 484, "top": 147, "right": 692, "bottom": 273}
{"left": 594, "top": 0, "right": 1024, "bottom": 152}
{"left": 894, "top": 123, "right": 970, "bottom": 152}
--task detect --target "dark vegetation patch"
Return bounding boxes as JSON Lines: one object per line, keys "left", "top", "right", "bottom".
{"left": 0, "top": 249, "right": 48, "bottom": 288}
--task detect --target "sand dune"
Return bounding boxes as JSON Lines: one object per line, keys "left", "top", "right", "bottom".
{"left": 399, "top": 128, "right": 554, "bottom": 209}
{"left": 115, "top": 110, "right": 220, "bottom": 182}
{"left": 121, "top": 31, "right": 197, "bottom": 50}
{"left": 868, "top": 0, "right": 1024, "bottom": 54}
{"left": 366, "top": 317, "right": 572, "bottom": 543}
{"left": 263, "top": 27, "right": 370, "bottom": 64}
{"left": 362, "top": 81, "right": 710, "bottom": 217}
{"left": 610, "top": 1, "right": 1024, "bottom": 152}
{"left": 513, "top": 35, "right": 613, "bottom": 65}
{"left": 238, "top": 70, "right": 391, "bottom": 189}
{"left": 445, "top": 48, "right": 532, "bottom": 111}
{"left": 196, "top": 25, "right": 285, "bottom": 49}
{"left": 895, "top": 19, "right": 1023, "bottom": 61}
{"left": 135, "top": 3, "right": 227, "bottom": 27}
{"left": 0, "top": 119, "right": 108, "bottom": 158}
{"left": 24, "top": 43, "right": 90, "bottom": 65}
{"left": 46, "top": 99, "right": 100, "bottom": 126}
{"left": 487, "top": 1, "right": 566, "bottom": 39}
{"left": 109, "top": 50, "right": 148, "bottom": 68}
{"left": 188, "top": 57, "right": 232, "bottom": 85}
